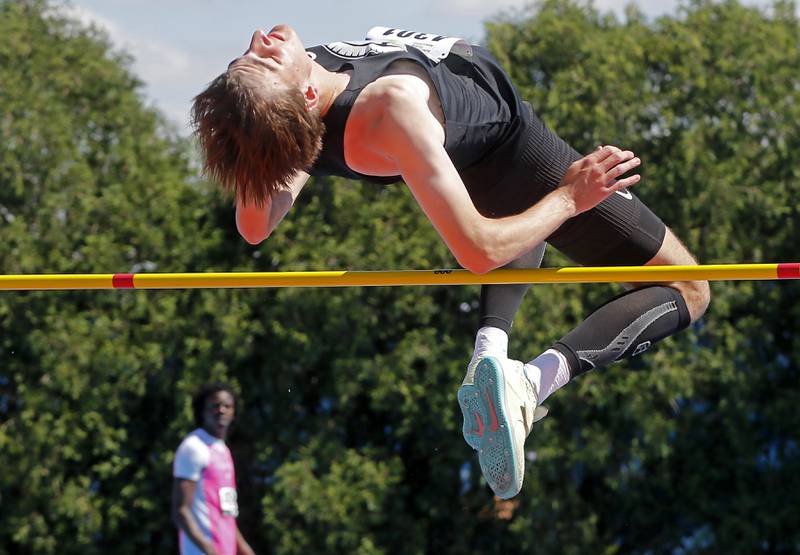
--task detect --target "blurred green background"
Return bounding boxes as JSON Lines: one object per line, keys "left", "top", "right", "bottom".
{"left": 0, "top": 0, "right": 798, "bottom": 553}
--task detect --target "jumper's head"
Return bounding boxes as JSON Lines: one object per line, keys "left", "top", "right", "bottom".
{"left": 192, "top": 25, "right": 324, "bottom": 206}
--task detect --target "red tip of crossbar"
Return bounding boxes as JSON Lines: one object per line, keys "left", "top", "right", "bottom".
{"left": 777, "top": 263, "right": 800, "bottom": 280}
{"left": 112, "top": 274, "right": 135, "bottom": 288}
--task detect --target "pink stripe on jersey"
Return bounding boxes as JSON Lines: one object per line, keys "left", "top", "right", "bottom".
{"left": 201, "top": 444, "right": 238, "bottom": 554}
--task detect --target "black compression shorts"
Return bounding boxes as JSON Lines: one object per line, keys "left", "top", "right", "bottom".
{"left": 459, "top": 103, "right": 666, "bottom": 266}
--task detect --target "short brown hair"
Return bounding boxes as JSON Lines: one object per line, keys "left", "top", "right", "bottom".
{"left": 191, "top": 70, "right": 324, "bottom": 206}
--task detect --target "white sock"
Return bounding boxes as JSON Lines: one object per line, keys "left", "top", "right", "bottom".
{"left": 470, "top": 326, "right": 508, "bottom": 363}
{"left": 523, "top": 349, "right": 571, "bottom": 403}
{"left": 463, "top": 327, "right": 509, "bottom": 386}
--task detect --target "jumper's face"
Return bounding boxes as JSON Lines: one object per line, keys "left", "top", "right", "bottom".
{"left": 228, "top": 24, "right": 312, "bottom": 91}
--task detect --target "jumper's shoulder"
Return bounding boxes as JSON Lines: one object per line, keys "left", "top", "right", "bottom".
{"left": 360, "top": 74, "right": 430, "bottom": 115}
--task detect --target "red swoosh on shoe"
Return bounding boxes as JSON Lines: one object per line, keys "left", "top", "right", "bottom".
{"left": 485, "top": 391, "right": 499, "bottom": 433}
{"left": 472, "top": 412, "right": 485, "bottom": 437}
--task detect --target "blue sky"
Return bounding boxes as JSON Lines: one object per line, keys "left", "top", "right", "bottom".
{"left": 62, "top": 0, "right": 774, "bottom": 134}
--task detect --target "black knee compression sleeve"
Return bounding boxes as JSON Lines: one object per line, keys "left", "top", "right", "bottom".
{"left": 478, "top": 243, "right": 546, "bottom": 333}
{"left": 552, "top": 285, "right": 691, "bottom": 377}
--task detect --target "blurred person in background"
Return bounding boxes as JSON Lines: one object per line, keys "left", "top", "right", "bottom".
{"left": 172, "top": 382, "right": 255, "bottom": 555}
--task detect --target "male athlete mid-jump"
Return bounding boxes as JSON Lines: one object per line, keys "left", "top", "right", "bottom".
{"left": 192, "top": 25, "right": 709, "bottom": 499}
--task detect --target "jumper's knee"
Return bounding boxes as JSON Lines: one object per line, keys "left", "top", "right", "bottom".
{"left": 645, "top": 227, "right": 710, "bottom": 323}
{"left": 675, "top": 279, "right": 710, "bottom": 323}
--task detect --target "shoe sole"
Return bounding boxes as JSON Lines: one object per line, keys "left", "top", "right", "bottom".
{"left": 457, "top": 381, "right": 483, "bottom": 450}
{"left": 472, "top": 357, "right": 522, "bottom": 499}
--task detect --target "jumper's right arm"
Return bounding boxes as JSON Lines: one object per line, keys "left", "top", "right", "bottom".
{"left": 369, "top": 83, "right": 642, "bottom": 273}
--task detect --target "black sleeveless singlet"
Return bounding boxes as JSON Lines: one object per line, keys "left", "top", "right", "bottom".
{"left": 306, "top": 40, "right": 528, "bottom": 183}
{"left": 305, "top": 38, "right": 666, "bottom": 267}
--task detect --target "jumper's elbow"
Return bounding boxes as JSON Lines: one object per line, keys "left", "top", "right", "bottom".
{"left": 237, "top": 222, "right": 269, "bottom": 245}
{"left": 454, "top": 247, "right": 500, "bottom": 275}
{"left": 240, "top": 232, "right": 267, "bottom": 246}
{"left": 451, "top": 220, "right": 508, "bottom": 274}
{"left": 236, "top": 200, "right": 274, "bottom": 245}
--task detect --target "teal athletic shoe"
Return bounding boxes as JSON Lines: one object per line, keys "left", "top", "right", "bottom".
{"left": 467, "top": 356, "right": 547, "bottom": 499}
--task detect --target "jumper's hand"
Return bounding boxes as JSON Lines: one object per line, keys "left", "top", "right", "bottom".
{"left": 559, "top": 145, "right": 641, "bottom": 215}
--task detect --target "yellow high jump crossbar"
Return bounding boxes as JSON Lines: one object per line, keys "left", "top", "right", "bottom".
{"left": 0, "top": 263, "right": 798, "bottom": 291}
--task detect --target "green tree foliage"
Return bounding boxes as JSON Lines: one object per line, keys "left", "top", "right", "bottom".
{"left": 0, "top": 1, "right": 798, "bottom": 554}
{"left": 0, "top": 1, "right": 247, "bottom": 552}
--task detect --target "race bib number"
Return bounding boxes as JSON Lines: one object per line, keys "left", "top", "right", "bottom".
{"left": 219, "top": 487, "right": 239, "bottom": 517}
{"left": 365, "top": 26, "right": 472, "bottom": 62}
